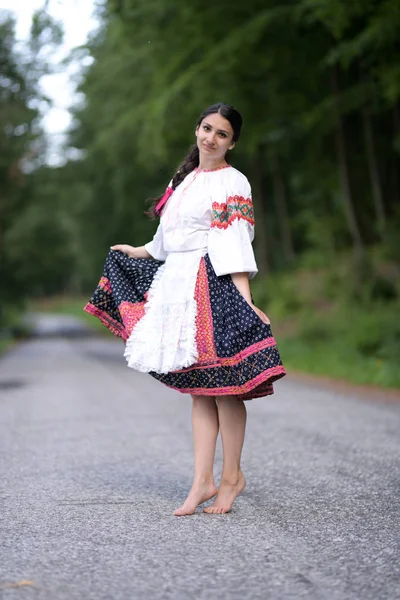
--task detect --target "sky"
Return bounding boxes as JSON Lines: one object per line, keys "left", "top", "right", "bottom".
{"left": 1, "top": 0, "right": 98, "bottom": 163}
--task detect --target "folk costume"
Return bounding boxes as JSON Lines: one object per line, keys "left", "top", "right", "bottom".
{"left": 84, "top": 164, "right": 286, "bottom": 400}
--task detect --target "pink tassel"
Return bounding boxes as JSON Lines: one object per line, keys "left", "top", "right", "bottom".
{"left": 155, "top": 186, "right": 174, "bottom": 216}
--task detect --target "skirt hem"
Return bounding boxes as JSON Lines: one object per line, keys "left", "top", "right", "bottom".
{"left": 84, "top": 302, "right": 127, "bottom": 340}
{"left": 155, "top": 364, "right": 286, "bottom": 401}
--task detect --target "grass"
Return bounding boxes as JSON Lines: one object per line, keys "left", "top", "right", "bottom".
{"left": 28, "top": 270, "right": 400, "bottom": 391}
{"left": 30, "top": 296, "right": 109, "bottom": 334}
{"left": 0, "top": 297, "right": 108, "bottom": 359}
{"left": 0, "top": 335, "right": 15, "bottom": 355}
{"left": 278, "top": 337, "right": 400, "bottom": 389}
{"left": 252, "top": 268, "right": 400, "bottom": 390}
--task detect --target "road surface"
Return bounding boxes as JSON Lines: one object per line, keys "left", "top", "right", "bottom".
{"left": 0, "top": 316, "right": 399, "bottom": 599}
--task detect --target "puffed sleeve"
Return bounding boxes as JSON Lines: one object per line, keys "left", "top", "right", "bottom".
{"left": 208, "top": 175, "right": 258, "bottom": 278}
{"left": 144, "top": 223, "right": 168, "bottom": 261}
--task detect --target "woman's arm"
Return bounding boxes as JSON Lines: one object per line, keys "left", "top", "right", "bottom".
{"left": 231, "top": 272, "right": 252, "bottom": 303}
{"left": 110, "top": 244, "right": 152, "bottom": 259}
{"left": 231, "top": 272, "right": 270, "bottom": 324}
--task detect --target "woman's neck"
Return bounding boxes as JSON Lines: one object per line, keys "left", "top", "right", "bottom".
{"left": 198, "top": 157, "right": 228, "bottom": 171}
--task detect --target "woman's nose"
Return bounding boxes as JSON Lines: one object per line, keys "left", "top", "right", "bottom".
{"left": 207, "top": 132, "right": 216, "bottom": 145}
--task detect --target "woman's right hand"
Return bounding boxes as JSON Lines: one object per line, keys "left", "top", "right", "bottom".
{"left": 110, "top": 244, "right": 137, "bottom": 258}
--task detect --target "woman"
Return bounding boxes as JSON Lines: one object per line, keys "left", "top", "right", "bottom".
{"left": 84, "top": 102, "right": 286, "bottom": 515}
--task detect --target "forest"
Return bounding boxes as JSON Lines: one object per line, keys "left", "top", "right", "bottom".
{"left": 1, "top": 0, "right": 399, "bottom": 387}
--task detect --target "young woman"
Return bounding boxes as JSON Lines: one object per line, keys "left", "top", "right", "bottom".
{"left": 84, "top": 102, "right": 286, "bottom": 515}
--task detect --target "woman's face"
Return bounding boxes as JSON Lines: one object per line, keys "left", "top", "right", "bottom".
{"left": 195, "top": 112, "right": 235, "bottom": 162}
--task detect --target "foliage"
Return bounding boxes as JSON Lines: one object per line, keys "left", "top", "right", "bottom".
{"left": 0, "top": 9, "right": 64, "bottom": 327}
{"left": 1, "top": 1, "right": 399, "bottom": 387}
{"left": 251, "top": 254, "right": 400, "bottom": 388}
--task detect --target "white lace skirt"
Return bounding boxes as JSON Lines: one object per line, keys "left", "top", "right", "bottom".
{"left": 123, "top": 248, "right": 207, "bottom": 374}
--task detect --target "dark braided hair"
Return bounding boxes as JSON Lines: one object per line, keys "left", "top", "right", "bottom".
{"left": 147, "top": 102, "right": 243, "bottom": 219}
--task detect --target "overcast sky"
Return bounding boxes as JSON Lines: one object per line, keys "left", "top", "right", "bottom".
{"left": 1, "top": 0, "right": 98, "bottom": 163}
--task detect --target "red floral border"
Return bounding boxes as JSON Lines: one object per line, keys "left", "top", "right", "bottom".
{"left": 211, "top": 195, "right": 255, "bottom": 230}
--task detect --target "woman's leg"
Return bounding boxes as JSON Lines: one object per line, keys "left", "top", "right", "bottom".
{"left": 174, "top": 395, "right": 219, "bottom": 516}
{"left": 204, "top": 396, "right": 247, "bottom": 514}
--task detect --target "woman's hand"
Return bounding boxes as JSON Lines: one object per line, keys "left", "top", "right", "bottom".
{"left": 110, "top": 244, "right": 153, "bottom": 259}
{"left": 230, "top": 272, "right": 270, "bottom": 325}
{"left": 110, "top": 244, "right": 137, "bottom": 258}
{"left": 251, "top": 304, "right": 270, "bottom": 324}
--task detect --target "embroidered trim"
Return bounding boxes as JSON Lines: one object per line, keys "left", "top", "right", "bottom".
{"left": 84, "top": 302, "right": 128, "bottom": 340}
{"left": 119, "top": 300, "right": 146, "bottom": 337}
{"left": 195, "top": 164, "right": 232, "bottom": 173}
{"left": 211, "top": 195, "right": 254, "bottom": 229}
{"left": 99, "top": 276, "right": 112, "bottom": 293}
{"left": 174, "top": 337, "right": 278, "bottom": 372}
{"left": 167, "top": 364, "right": 286, "bottom": 397}
{"left": 194, "top": 257, "right": 217, "bottom": 363}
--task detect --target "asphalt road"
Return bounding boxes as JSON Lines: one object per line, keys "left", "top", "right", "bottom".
{"left": 0, "top": 318, "right": 399, "bottom": 600}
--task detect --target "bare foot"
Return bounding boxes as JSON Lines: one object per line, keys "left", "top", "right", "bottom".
{"left": 203, "top": 472, "right": 246, "bottom": 514}
{"left": 174, "top": 481, "right": 218, "bottom": 516}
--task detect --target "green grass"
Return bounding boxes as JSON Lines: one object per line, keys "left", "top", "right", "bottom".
{"left": 252, "top": 264, "right": 400, "bottom": 390}
{"left": 30, "top": 296, "right": 109, "bottom": 334}
{"left": 278, "top": 337, "right": 400, "bottom": 389}
{"left": 29, "top": 279, "right": 400, "bottom": 391}
{"left": 0, "top": 335, "right": 15, "bottom": 355}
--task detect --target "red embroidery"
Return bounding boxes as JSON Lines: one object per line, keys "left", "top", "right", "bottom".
{"left": 211, "top": 195, "right": 254, "bottom": 229}
{"left": 119, "top": 300, "right": 146, "bottom": 337}
{"left": 194, "top": 258, "right": 217, "bottom": 363}
{"left": 168, "top": 364, "right": 286, "bottom": 397}
{"left": 195, "top": 164, "right": 232, "bottom": 173}
{"left": 99, "top": 276, "right": 112, "bottom": 293}
{"left": 84, "top": 302, "right": 128, "bottom": 340}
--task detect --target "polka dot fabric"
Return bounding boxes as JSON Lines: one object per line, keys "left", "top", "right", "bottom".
{"left": 152, "top": 255, "right": 286, "bottom": 400}
{"left": 84, "top": 250, "right": 286, "bottom": 400}
{"left": 84, "top": 250, "right": 163, "bottom": 340}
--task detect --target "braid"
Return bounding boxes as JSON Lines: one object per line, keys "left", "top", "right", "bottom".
{"left": 171, "top": 144, "right": 199, "bottom": 190}
{"left": 146, "top": 144, "right": 199, "bottom": 219}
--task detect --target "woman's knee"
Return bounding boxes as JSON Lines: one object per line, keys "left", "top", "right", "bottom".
{"left": 216, "top": 395, "right": 245, "bottom": 409}
{"left": 191, "top": 394, "right": 216, "bottom": 406}
{"left": 216, "top": 395, "right": 235, "bottom": 405}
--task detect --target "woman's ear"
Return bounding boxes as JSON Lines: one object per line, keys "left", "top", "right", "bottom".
{"left": 229, "top": 141, "right": 235, "bottom": 150}
{"left": 195, "top": 125, "right": 199, "bottom": 137}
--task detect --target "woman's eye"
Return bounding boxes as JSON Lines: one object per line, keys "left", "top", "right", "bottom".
{"left": 203, "top": 125, "right": 210, "bottom": 131}
{"left": 219, "top": 133, "right": 227, "bottom": 138}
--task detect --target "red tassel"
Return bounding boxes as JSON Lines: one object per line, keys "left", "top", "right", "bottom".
{"left": 155, "top": 186, "right": 174, "bottom": 216}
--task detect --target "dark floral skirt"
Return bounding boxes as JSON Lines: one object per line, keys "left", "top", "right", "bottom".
{"left": 84, "top": 250, "right": 286, "bottom": 400}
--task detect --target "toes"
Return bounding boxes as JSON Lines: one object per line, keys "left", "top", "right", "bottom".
{"left": 203, "top": 505, "right": 232, "bottom": 514}
{"left": 174, "top": 506, "right": 194, "bottom": 516}
{"left": 203, "top": 506, "right": 229, "bottom": 514}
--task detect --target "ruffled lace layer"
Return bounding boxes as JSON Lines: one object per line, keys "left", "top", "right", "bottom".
{"left": 124, "top": 249, "right": 206, "bottom": 374}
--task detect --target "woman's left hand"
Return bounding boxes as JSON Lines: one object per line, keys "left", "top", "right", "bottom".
{"left": 251, "top": 304, "right": 270, "bottom": 324}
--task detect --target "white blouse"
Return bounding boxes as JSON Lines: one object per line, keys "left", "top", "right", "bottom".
{"left": 144, "top": 165, "right": 258, "bottom": 278}
{"left": 125, "top": 166, "right": 258, "bottom": 373}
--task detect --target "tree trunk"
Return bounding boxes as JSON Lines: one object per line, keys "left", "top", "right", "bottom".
{"left": 362, "top": 108, "right": 386, "bottom": 240}
{"left": 269, "top": 153, "right": 295, "bottom": 264}
{"left": 392, "top": 103, "right": 400, "bottom": 206}
{"left": 393, "top": 102, "right": 400, "bottom": 141}
{"left": 331, "top": 66, "right": 363, "bottom": 255}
